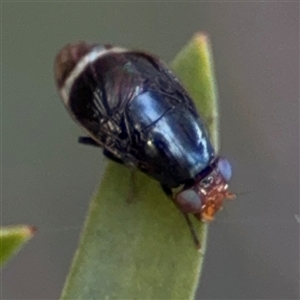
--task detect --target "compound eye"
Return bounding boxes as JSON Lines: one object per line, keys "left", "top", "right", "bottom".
{"left": 217, "top": 157, "right": 232, "bottom": 182}
{"left": 174, "top": 189, "right": 202, "bottom": 214}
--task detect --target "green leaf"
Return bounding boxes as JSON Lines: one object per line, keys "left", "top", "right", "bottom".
{"left": 61, "top": 33, "right": 219, "bottom": 300}
{"left": 0, "top": 225, "right": 36, "bottom": 268}
{"left": 172, "top": 33, "right": 219, "bottom": 151}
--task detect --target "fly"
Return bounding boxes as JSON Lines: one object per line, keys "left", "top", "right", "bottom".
{"left": 54, "top": 41, "right": 235, "bottom": 248}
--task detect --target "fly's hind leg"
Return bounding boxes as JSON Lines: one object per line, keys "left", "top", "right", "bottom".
{"left": 103, "top": 150, "right": 136, "bottom": 204}
{"left": 79, "top": 136, "right": 125, "bottom": 165}
{"left": 103, "top": 149, "right": 124, "bottom": 165}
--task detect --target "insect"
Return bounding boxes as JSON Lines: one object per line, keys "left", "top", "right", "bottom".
{"left": 54, "top": 41, "right": 235, "bottom": 248}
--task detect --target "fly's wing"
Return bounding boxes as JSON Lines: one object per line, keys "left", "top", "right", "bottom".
{"left": 67, "top": 53, "right": 142, "bottom": 164}
{"left": 123, "top": 51, "right": 199, "bottom": 116}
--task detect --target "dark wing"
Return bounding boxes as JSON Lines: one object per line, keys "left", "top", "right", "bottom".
{"left": 68, "top": 52, "right": 141, "bottom": 164}
{"left": 123, "top": 51, "right": 199, "bottom": 115}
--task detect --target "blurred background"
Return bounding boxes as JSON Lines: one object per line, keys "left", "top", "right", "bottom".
{"left": 1, "top": 2, "right": 299, "bottom": 299}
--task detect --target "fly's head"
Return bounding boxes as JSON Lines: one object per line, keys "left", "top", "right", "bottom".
{"left": 174, "top": 157, "right": 235, "bottom": 221}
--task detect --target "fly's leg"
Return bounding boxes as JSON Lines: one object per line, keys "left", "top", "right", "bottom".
{"left": 182, "top": 213, "right": 201, "bottom": 250}
{"left": 103, "top": 149, "right": 124, "bottom": 165}
{"left": 78, "top": 136, "right": 101, "bottom": 147}
{"left": 161, "top": 184, "right": 201, "bottom": 250}
{"left": 103, "top": 149, "right": 135, "bottom": 202}
{"left": 125, "top": 169, "right": 138, "bottom": 204}
{"left": 78, "top": 136, "right": 125, "bottom": 165}
{"left": 79, "top": 137, "right": 137, "bottom": 205}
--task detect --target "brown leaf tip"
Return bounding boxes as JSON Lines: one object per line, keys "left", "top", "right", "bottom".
{"left": 193, "top": 32, "right": 211, "bottom": 47}
{"left": 28, "top": 225, "right": 38, "bottom": 236}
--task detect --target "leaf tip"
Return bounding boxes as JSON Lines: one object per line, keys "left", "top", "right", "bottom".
{"left": 15, "top": 225, "right": 37, "bottom": 239}
{"left": 29, "top": 225, "right": 38, "bottom": 235}
{"left": 0, "top": 225, "right": 36, "bottom": 268}
{"left": 193, "top": 31, "right": 211, "bottom": 45}
{"left": 26, "top": 225, "right": 38, "bottom": 238}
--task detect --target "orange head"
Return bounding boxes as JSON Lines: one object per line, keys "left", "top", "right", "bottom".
{"left": 174, "top": 157, "right": 235, "bottom": 221}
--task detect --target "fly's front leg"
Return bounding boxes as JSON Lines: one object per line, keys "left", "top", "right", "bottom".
{"left": 161, "top": 184, "right": 173, "bottom": 198}
{"left": 161, "top": 184, "right": 201, "bottom": 250}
